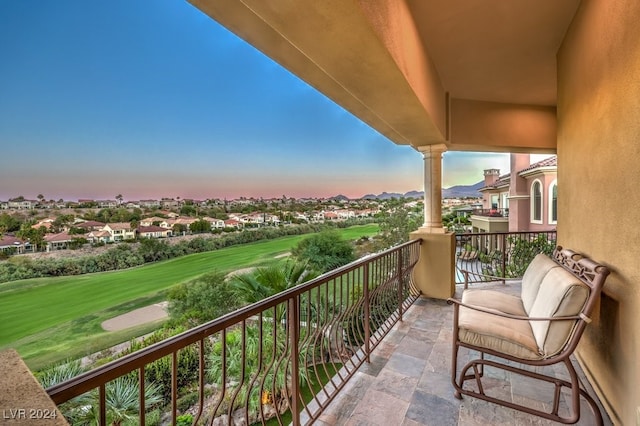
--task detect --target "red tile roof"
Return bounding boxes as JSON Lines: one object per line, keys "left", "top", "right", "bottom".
{"left": 0, "top": 235, "right": 25, "bottom": 247}
{"left": 44, "top": 232, "right": 75, "bottom": 243}
{"left": 518, "top": 155, "right": 557, "bottom": 174}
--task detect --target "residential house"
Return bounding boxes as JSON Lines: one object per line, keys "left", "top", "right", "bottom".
{"left": 162, "top": 217, "right": 198, "bottom": 230}
{"left": 203, "top": 217, "right": 226, "bottom": 230}
{"left": 86, "top": 230, "right": 111, "bottom": 244}
{"left": 139, "top": 199, "right": 160, "bottom": 209}
{"left": 335, "top": 209, "right": 355, "bottom": 220}
{"left": 44, "top": 232, "right": 77, "bottom": 251}
{"left": 0, "top": 235, "right": 26, "bottom": 254}
{"left": 97, "top": 200, "right": 118, "bottom": 209}
{"left": 223, "top": 219, "right": 244, "bottom": 229}
{"left": 323, "top": 211, "right": 339, "bottom": 221}
{"left": 73, "top": 221, "right": 106, "bottom": 232}
{"left": 227, "top": 213, "right": 244, "bottom": 222}
{"left": 310, "top": 211, "right": 324, "bottom": 222}
{"left": 139, "top": 216, "right": 168, "bottom": 227}
{"left": 243, "top": 213, "right": 266, "bottom": 225}
{"left": 37, "top": 200, "right": 58, "bottom": 209}
{"left": 77, "top": 199, "right": 96, "bottom": 207}
{"left": 355, "top": 208, "right": 378, "bottom": 217}
{"left": 31, "top": 218, "right": 56, "bottom": 231}
{"left": 263, "top": 214, "right": 280, "bottom": 225}
{"left": 293, "top": 212, "right": 308, "bottom": 221}
{"left": 7, "top": 199, "right": 35, "bottom": 209}
{"left": 102, "top": 222, "right": 136, "bottom": 242}
{"left": 160, "top": 198, "right": 180, "bottom": 210}
{"left": 137, "top": 225, "right": 172, "bottom": 239}
{"left": 471, "top": 154, "right": 557, "bottom": 233}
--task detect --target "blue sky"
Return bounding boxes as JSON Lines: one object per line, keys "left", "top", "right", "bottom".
{"left": 0, "top": 1, "right": 517, "bottom": 201}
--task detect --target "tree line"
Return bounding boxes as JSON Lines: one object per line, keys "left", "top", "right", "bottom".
{"left": 0, "top": 221, "right": 370, "bottom": 284}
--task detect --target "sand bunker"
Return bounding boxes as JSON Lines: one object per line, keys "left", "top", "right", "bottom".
{"left": 101, "top": 302, "right": 169, "bottom": 331}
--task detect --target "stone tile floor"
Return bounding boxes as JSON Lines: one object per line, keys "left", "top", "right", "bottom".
{"left": 316, "top": 283, "right": 610, "bottom": 426}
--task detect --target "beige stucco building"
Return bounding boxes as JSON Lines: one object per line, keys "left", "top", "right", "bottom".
{"left": 190, "top": 1, "right": 640, "bottom": 423}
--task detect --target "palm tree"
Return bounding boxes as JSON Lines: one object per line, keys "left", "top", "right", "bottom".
{"left": 232, "top": 261, "right": 317, "bottom": 305}
{"left": 232, "top": 261, "right": 319, "bottom": 329}
{"left": 16, "top": 222, "right": 45, "bottom": 252}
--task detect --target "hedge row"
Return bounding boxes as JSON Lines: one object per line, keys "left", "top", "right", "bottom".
{"left": 0, "top": 219, "right": 373, "bottom": 284}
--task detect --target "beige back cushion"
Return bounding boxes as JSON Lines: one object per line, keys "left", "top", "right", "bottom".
{"left": 528, "top": 267, "right": 589, "bottom": 357}
{"left": 521, "top": 254, "right": 561, "bottom": 314}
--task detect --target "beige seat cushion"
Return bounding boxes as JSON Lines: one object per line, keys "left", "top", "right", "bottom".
{"left": 458, "top": 290, "right": 542, "bottom": 360}
{"left": 462, "top": 289, "right": 525, "bottom": 315}
{"left": 521, "top": 254, "right": 561, "bottom": 314}
{"left": 528, "top": 267, "right": 589, "bottom": 357}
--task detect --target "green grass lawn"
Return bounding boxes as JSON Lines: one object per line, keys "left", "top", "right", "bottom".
{"left": 0, "top": 224, "right": 378, "bottom": 368}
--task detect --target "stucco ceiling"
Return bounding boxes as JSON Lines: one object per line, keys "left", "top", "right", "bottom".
{"left": 189, "top": 0, "right": 581, "bottom": 151}
{"left": 406, "top": 0, "right": 581, "bottom": 106}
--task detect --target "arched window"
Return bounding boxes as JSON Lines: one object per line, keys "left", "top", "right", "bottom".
{"left": 531, "top": 180, "right": 542, "bottom": 223}
{"left": 549, "top": 181, "right": 558, "bottom": 224}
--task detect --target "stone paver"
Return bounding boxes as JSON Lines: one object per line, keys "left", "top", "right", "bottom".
{"left": 320, "top": 283, "right": 611, "bottom": 426}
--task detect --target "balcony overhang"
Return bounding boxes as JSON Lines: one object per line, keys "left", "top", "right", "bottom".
{"left": 189, "top": 0, "right": 580, "bottom": 154}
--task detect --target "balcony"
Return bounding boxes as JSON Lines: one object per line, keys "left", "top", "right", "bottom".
{"left": 469, "top": 208, "right": 509, "bottom": 218}
{"left": 469, "top": 210, "right": 510, "bottom": 234}
{"left": 317, "top": 283, "right": 609, "bottom": 426}
{"left": 149, "top": 2, "right": 638, "bottom": 422}
{"left": 35, "top": 231, "right": 609, "bottom": 425}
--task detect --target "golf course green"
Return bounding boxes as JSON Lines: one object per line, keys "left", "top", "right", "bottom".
{"left": 0, "top": 224, "right": 378, "bottom": 368}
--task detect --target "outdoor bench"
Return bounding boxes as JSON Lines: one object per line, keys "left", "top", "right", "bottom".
{"left": 448, "top": 246, "right": 610, "bottom": 424}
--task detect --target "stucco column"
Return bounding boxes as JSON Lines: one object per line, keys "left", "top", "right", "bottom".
{"left": 418, "top": 144, "right": 447, "bottom": 232}
{"left": 0, "top": 349, "right": 69, "bottom": 425}
{"left": 410, "top": 143, "right": 455, "bottom": 299}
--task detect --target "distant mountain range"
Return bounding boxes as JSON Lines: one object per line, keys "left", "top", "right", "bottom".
{"left": 357, "top": 181, "right": 483, "bottom": 200}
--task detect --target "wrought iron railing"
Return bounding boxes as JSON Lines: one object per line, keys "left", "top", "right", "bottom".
{"left": 455, "top": 231, "right": 557, "bottom": 286}
{"left": 470, "top": 208, "right": 509, "bottom": 218}
{"left": 47, "top": 239, "right": 421, "bottom": 425}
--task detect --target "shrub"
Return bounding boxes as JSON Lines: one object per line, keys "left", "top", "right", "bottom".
{"left": 168, "top": 271, "right": 242, "bottom": 326}
{"left": 291, "top": 230, "right": 355, "bottom": 272}
{"left": 0, "top": 223, "right": 358, "bottom": 283}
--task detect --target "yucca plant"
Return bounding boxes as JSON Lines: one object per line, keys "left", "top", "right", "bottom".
{"left": 38, "top": 360, "right": 93, "bottom": 424}
{"left": 207, "top": 323, "right": 310, "bottom": 422}
{"left": 39, "top": 362, "right": 162, "bottom": 426}
{"left": 73, "top": 377, "right": 163, "bottom": 426}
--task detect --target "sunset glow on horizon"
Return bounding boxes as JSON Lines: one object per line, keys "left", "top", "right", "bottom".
{"left": 0, "top": 1, "right": 520, "bottom": 202}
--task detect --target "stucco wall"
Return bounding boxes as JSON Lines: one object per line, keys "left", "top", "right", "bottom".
{"left": 557, "top": 1, "right": 640, "bottom": 424}
{"left": 523, "top": 174, "right": 556, "bottom": 231}
{"left": 449, "top": 99, "right": 557, "bottom": 152}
